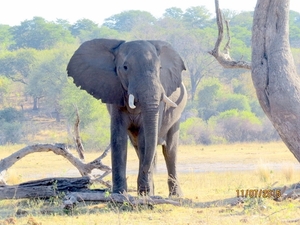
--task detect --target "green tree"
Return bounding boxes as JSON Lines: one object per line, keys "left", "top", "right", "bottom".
{"left": 163, "top": 7, "right": 184, "bottom": 19}
{"left": 180, "top": 117, "right": 212, "bottom": 145}
{"left": 60, "top": 79, "right": 110, "bottom": 149}
{"left": 208, "top": 109, "right": 262, "bottom": 143}
{"left": 70, "top": 19, "right": 99, "bottom": 36}
{"left": 0, "top": 107, "right": 24, "bottom": 144}
{"left": 70, "top": 19, "right": 121, "bottom": 42}
{"left": 0, "top": 48, "right": 37, "bottom": 83}
{"left": 26, "top": 47, "right": 71, "bottom": 115}
{"left": 182, "top": 6, "right": 212, "bottom": 28}
{"left": 230, "top": 12, "right": 253, "bottom": 30}
{"left": 103, "top": 10, "right": 156, "bottom": 32}
{"left": 0, "top": 76, "right": 11, "bottom": 105}
{"left": 12, "top": 17, "right": 75, "bottom": 49}
{"left": 197, "top": 78, "right": 223, "bottom": 120}
{"left": 289, "top": 10, "right": 300, "bottom": 47}
{"left": 0, "top": 25, "right": 14, "bottom": 50}
{"left": 216, "top": 93, "right": 251, "bottom": 112}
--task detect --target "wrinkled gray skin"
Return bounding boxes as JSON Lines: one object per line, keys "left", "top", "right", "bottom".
{"left": 67, "top": 38, "right": 187, "bottom": 197}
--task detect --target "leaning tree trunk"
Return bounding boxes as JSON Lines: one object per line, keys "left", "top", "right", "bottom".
{"left": 252, "top": 0, "right": 300, "bottom": 161}
{"left": 210, "top": 0, "right": 300, "bottom": 162}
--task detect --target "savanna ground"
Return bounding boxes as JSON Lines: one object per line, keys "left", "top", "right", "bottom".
{"left": 1, "top": 142, "right": 300, "bottom": 225}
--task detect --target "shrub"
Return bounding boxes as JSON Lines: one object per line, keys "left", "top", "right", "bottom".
{"left": 0, "top": 107, "right": 24, "bottom": 122}
{"left": 0, "top": 107, "right": 24, "bottom": 144}
{"left": 216, "top": 94, "right": 251, "bottom": 113}
{"left": 0, "top": 122, "right": 23, "bottom": 144}
{"left": 208, "top": 109, "right": 263, "bottom": 143}
{"left": 180, "top": 117, "right": 212, "bottom": 145}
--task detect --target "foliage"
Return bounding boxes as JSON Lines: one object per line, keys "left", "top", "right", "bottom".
{"left": 60, "top": 79, "right": 110, "bottom": 149}
{"left": 289, "top": 10, "right": 300, "bottom": 47}
{"left": 0, "top": 25, "right": 14, "bottom": 50}
{"left": 163, "top": 7, "right": 184, "bottom": 19}
{"left": 25, "top": 46, "right": 72, "bottom": 113}
{"left": 103, "top": 10, "right": 156, "bottom": 32}
{"left": 180, "top": 117, "right": 212, "bottom": 145}
{"left": 0, "top": 6, "right": 297, "bottom": 145}
{"left": 216, "top": 94, "right": 251, "bottom": 112}
{"left": 0, "top": 48, "right": 37, "bottom": 82}
{"left": 0, "top": 107, "right": 24, "bottom": 144}
{"left": 11, "top": 17, "right": 75, "bottom": 50}
{"left": 208, "top": 109, "right": 263, "bottom": 143}
{"left": 69, "top": 19, "right": 121, "bottom": 43}
{"left": 182, "top": 6, "right": 213, "bottom": 28}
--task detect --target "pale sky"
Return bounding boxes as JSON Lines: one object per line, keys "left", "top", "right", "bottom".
{"left": 1, "top": 0, "right": 300, "bottom": 26}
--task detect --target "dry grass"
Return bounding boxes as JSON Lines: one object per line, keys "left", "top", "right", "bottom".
{"left": 1, "top": 142, "right": 300, "bottom": 225}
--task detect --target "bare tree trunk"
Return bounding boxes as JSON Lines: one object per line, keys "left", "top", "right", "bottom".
{"left": 211, "top": 0, "right": 300, "bottom": 162}
{"left": 252, "top": 0, "right": 300, "bottom": 161}
{"left": 33, "top": 97, "right": 39, "bottom": 110}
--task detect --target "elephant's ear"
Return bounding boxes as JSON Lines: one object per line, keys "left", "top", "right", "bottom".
{"left": 148, "top": 40, "right": 186, "bottom": 96}
{"left": 67, "top": 38, "right": 125, "bottom": 105}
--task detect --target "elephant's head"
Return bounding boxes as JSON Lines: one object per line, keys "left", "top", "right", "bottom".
{"left": 67, "top": 39, "right": 185, "bottom": 194}
{"left": 67, "top": 39, "right": 185, "bottom": 111}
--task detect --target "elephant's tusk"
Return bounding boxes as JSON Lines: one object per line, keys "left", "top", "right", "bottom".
{"left": 128, "top": 94, "right": 136, "bottom": 109}
{"left": 163, "top": 95, "right": 177, "bottom": 107}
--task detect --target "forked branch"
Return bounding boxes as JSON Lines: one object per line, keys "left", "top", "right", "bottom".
{"left": 73, "top": 106, "right": 85, "bottom": 160}
{"left": 0, "top": 143, "right": 111, "bottom": 185}
{"left": 208, "top": 0, "right": 251, "bottom": 70}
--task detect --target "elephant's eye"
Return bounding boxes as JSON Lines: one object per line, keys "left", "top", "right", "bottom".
{"left": 123, "top": 65, "right": 128, "bottom": 71}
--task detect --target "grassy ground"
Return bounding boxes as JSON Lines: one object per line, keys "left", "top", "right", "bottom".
{"left": 1, "top": 142, "right": 300, "bottom": 225}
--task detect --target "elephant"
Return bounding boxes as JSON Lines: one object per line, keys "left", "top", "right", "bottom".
{"left": 67, "top": 38, "right": 187, "bottom": 197}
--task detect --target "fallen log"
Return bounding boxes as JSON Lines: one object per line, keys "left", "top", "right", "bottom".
{"left": 0, "top": 176, "right": 180, "bottom": 207}
{"left": 0, "top": 177, "right": 91, "bottom": 200}
{"left": 63, "top": 191, "right": 181, "bottom": 208}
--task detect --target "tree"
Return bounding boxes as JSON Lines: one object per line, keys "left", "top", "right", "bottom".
{"left": 69, "top": 19, "right": 119, "bottom": 42}
{"left": 26, "top": 48, "right": 70, "bottom": 114}
{"left": 103, "top": 10, "right": 156, "bottom": 32}
{"left": 252, "top": 0, "right": 300, "bottom": 161}
{"left": 0, "top": 107, "right": 24, "bottom": 144}
{"left": 163, "top": 7, "right": 184, "bottom": 20}
{"left": 289, "top": 10, "right": 300, "bottom": 47}
{"left": 0, "top": 25, "right": 14, "bottom": 50}
{"left": 11, "top": 17, "right": 75, "bottom": 50}
{"left": 183, "top": 6, "right": 212, "bottom": 29}
{"left": 211, "top": 0, "right": 300, "bottom": 162}
{"left": 0, "top": 48, "right": 37, "bottom": 84}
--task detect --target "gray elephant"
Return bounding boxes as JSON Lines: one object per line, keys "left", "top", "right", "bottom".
{"left": 67, "top": 38, "right": 187, "bottom": 197}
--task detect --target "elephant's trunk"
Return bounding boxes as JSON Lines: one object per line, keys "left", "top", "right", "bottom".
{"left": 142, "top": 107, "right": 159, "bottom": 171}
{"left": 138, "top": 106, "right": 159, "bottom": 194}
{"left": 133, "top": 77, "right": 161, "bottom": 194}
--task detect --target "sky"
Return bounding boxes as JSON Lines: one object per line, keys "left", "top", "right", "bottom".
{"left": 1, "top": 0, "right": 300, "bottom": 26}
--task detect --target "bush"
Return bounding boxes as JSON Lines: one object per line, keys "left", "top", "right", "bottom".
{"left": 0, "top": 122, "right": 23, "bottom": 144}
{"left": 216, "top": 94, "right": 251, "bottom": 113}
{"left": 180, "top": 117, "right": 212, "bottom": 145}
{"left": 0, "top": 107, "right": 24, "bottom": 122}
{"left": 0, "top": 107, "right": 24, "bottom": 144}
{"left": 207, "top": 109, "right": 274, "bottom": 143}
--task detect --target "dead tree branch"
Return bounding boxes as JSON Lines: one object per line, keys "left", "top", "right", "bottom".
{"left": 0, "top": 143, "right": 111, "bottom": 186}
{"left": 208, "top": 0, "right": 251, "bottom": 69}
{"left": 73, "top": 106, "right": 85, "bottom": 160}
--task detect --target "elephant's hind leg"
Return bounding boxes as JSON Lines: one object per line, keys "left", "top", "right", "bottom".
{"left": 162, "top": 121, "right": 183, "bottom": 197}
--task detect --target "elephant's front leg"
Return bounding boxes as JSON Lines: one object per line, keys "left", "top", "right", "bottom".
{"left": 163, "top": 121, "right": 183, "bottom": 197}
{"left": 137, "top": 126, "right": 155, "bottom": 196}
{"left": 110, "top": 109, "right": 128, "bottom": 194}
